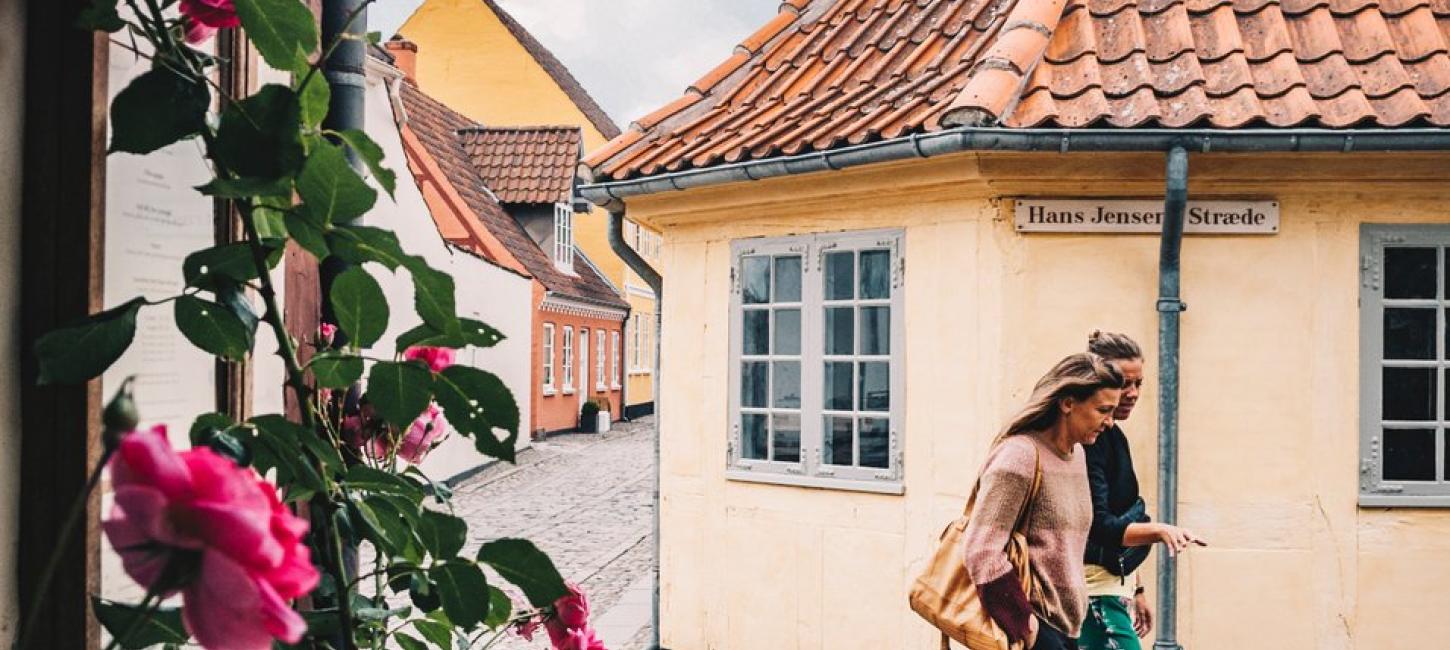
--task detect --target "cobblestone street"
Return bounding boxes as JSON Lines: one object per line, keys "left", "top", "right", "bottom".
{"left": 451, "top": 416, "right": 657, "bottom": 649}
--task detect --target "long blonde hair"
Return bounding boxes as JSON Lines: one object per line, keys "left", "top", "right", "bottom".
{"left": 998, "top": 352, "right": 1126, "bottom": 442}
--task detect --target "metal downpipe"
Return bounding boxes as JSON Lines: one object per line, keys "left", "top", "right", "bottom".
{"left": 606, "top": 208, "right": 666, "bottom": 649}
{"left": 1154, "top": 146, "right": 1188, "bottom": 650}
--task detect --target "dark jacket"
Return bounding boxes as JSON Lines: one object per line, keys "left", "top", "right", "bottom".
{"left": 1083, "top": 424, "right": 1150, "bottom": 572}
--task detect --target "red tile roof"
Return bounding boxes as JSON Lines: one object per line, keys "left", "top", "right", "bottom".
{"left": 458, "top": 126, "right": 582, "bottom": 204}
{"left": 586, "top": 0, "right": 1450, "bottom": 180}
{"left": 476, "top": 0, "right": 622, "bottom": 141}
{"left": 399, "top": 82, "right": 628, "bottom": 311}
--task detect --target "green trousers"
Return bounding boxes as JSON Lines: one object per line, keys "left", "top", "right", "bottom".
{"left": 1076, "top": 596, "right": 1140, "bottom": 650}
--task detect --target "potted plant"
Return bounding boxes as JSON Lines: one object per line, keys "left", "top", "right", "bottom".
{"left": 594, "top": 397, "right": 612, "bottom": 433}
{"left": 579, "top": 400, "right": 600, "bottom": 433}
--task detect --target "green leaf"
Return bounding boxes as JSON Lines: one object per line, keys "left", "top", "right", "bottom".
{"left": 285, "top": 205, "right": 330, "bottom": 258}
{"left": 478, "top": 539, "right": 567, "bottom": 608}
{"left": 216, "top": 285, "right": 260, "bottom": 346}
{"left": 297, "top": 73, "right": 331, "bottom": 129}
{"left": 174, "top": 296, "right": 252, "bottom": 360}
{"left": 367, "top": 31, "right": 384, "bottom": 44}
{"left": 365, "top": 361, "right": 433, "bottom": 428}
{"left": 334, "top": 129, "right": 397, "bottom": 198}
{"left": 410, "top": 577, "right": 442, "bottom": 613}
{"left": 213, "top": 84, "right": 305, "bottom": 182}
{"left": 484, "top": 585, "right": 513, "bottom": 629}
{"left": 78, "top": 0, "right": 125, "bottom": 32}
{"left": 189, "top": 412, "right": 250, "bottom": 466}
{"left": 329, "top": 266, "right": 389, "bottom": 348}
{"left": 344, "top": 465, "right": 426, "bottom": 502}
{"left": 355, "top": 495, "right": 412, "bottom": 556}
{"left": 183, "top": 243, "right": 281, "bottom": 291}
{"left": 403, "top": 258, "right": 459, "bottom": 335}
{"left": 396, "top": 634, "right": 428, "bottom": 650}
{"left": 196, "top": 176, "right": 294, "bottom": 199}
{"left": 92, "top": 598, "right": 189, "bottom": 648}
{"left": 433, "top": 366, "right": 519, "bottom": 462}
{"left": 249, "top": 416, "right": 327, "bottom": 499}
{"left": 233, "top": 0, "right": 318, "bottom": 71}
{"left": 188, "top": 412, "right": 236, "bottom": 446}
{"left": 431, "top": 561, "right": 490, "bottom": 630}
{"left": 459, "top": 318, "right": 506, "bottom": 348}
{"left": 308, "top": 350, "right": 363, "bottom": 388}
{"left": 394, "top": 323, "right": 464, "bottom": 352}
{"left": 298, "top": 143, "right": 377, "bottom": 224}
{"left": 251, "top": 414, "right": 343, "bottom": 476}
{"left": 418, "top": 510, "right": 468, "bottom": 560}
{"left": 329, "top": 225, "right": 407, "bottom": 270}
{"left": 413, "top": 618, "right": 452, "bottom": 647}
{"left": 35, "top": 298, "right": 143, "bottom": 385}
{"left": 252, "top": 205, "right": 290, "bottom": 240}
{"left": 109, "top": 67, "right": 209, "bottom": 154}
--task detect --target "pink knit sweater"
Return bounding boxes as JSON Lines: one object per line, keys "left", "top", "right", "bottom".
{"left": 962, "top": 434, "right": 1092, "bottom": 638}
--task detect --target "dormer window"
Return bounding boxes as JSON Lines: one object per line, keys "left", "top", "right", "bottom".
{"left": 553, "top": 202, "right": 574, "bottom": 271}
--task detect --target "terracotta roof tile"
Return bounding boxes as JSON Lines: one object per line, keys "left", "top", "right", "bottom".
{"left": 457, "top": 126, "right": 581, "bottom": 204}
{"left": 399, "top": 83, "right": 627, "bottom": 311}
{"left": 587, "top": 0, "right": 1450, "bottom": 181}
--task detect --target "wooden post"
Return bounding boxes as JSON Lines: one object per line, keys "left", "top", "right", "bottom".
{"left": 18, "top": 2, "right": 108, "bottom": 647}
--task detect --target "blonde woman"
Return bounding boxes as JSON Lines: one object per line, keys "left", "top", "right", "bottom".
{"left": 962, "top": 353, "right": 1125, "bottom": 650}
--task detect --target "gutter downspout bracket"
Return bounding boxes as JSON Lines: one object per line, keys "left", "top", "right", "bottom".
{"left": 1156, "top": 299, "right": 1187, "bottom": 312}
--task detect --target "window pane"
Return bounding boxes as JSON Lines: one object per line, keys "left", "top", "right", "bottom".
{"left": 859, "top": 362, "right": 889, "bottom": 412}
{"left": 774, "top": 309, "right": 801, "bottom": 355}
{"left": 1383, "top": 367, "right": 1436, "bottom": 421}
{"left": 824, "top": 307, "right": 854, "bottom": 355}
{"left": 859, "top": 417, "right": 890, "bottom": 469}
{"left": 823, "top": 416, "right": 853, "bottom": 466}
{"left": 774, "top": 256, "right": 802, "bottom": 303}
{"left": 772, "top": 413, "right": 801, "bottom": 463}
{"left": 860, "top": 306, "right": 890, "bottom": 355}
{"left": 825, "top": 251, "right": 854, "bottom": 300}
{"left": 743, "top": 309, "right": 769, "bottom": 355}
{"left": 1383, "top": 428, "right": 1436, "bottom": 481}
{"left": 742, "top": 414, "right": 768, "bottom": 460}
{"left": 742, "top": 256, "right": 770, "bottom": 304}
{"left": 860, "top": 250, "right": 890, "bottom": 299}
{"left": 824, "top": 361, "right": 853, "bottom": 411}
{"left": 1385, "top": 308, "right": 1436, "bottom": 360}
{"left": 741, "top": 362, "right": 768, "bottom": 408}
{"left": 1385, "top": 247, "right": 1437, "bottom": 299}
{"left": 773, "top": 361, "right": 801, "bottom": 408}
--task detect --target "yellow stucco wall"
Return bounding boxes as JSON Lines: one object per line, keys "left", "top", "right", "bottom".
{"left": 627, "top": 151, "right": 1450, "bottom": 649}
{"left": 399, "top": 0, "right": 658, "bottom": 407}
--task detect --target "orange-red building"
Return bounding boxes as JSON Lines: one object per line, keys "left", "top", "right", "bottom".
{"left": 382, "top": 41, "right": 627, "bottom": 435}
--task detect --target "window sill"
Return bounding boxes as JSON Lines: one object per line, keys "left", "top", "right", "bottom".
{"left": 1360, "top": 493, "right": 1450, "bottom": 507}
{"left": 725, "top": 469, "right": 904, "bottom": 495}
{"left": 562, "top": 389, "right": 575, "bottom": 395}
{"left": 628, "top": 370, "right": 652, "bottom": 376}
{"left": 542, "top": 388, "right": 557, "bottom": 397}
{"left": 611, "top": 383, "right": 622, "bottom": 390}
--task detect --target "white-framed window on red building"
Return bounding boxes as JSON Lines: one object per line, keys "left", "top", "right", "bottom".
{"left": 562, "top": 325, "right": 575, "bottom": 393}
{"left": 611, "top": 331, "right": 621, "bottom": 389}
{"left": 596, "top": 330, "right": 607, "bottom": 391}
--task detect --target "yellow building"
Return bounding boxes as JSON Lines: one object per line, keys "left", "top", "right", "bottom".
{"left": 582, "top": 0, "right": 1450, "bottom": 648}
{"left": 398, "top": 0, "right": 659, "bottom": 416}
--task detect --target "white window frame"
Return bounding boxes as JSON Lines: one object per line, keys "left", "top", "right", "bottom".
{"left": 553, "top": 203, "right": 575, "bottom": 271}
{"left": 1360, "top": 224, "right": 1450, "bottom": 506}
{"left": 611, "top": 331, "right": 621, "bottom": 388}
{"left": 596, "top": 330, "right": 607, "bottom": 391}
{"left": 727, "top": 229, "right": 905, "bottom": 494}
{"left": 542, "top": 323, "right": 556, "bottom": 394}
{"left": 562, "top": 325, "right": 575, "bottom": 394}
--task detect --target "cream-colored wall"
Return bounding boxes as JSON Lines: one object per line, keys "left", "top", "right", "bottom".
{"left": 632, "top": 151, "right": 1450, "bottom": 649}
{"left": 0, "top": 0, "right": 22, "bottom": 642}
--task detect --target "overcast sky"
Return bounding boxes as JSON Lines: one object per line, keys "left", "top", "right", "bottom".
{"left": 370, "top": 0, "right": 780, "bottom": 126}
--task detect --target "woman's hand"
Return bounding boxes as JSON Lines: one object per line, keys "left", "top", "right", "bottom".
{"left": 1132, "top": 593, "right": 1153, "bottom": 638}
{"left": 1153, "top": 523, "right": 1205, "bottom": 556}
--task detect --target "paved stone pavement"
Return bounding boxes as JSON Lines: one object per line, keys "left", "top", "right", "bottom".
{"left": 448, "top": 416, "right": 658, "bottom": 650}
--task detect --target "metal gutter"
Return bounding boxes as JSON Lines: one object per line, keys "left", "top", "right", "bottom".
{"left": 581, "top": 127, "right": 1450, "bottom": 204}
{"left": 1154, "top": 146, "right": 1189, "bottom": 650}
{"left": 606, "top": 209, "right": 665, "bottom": 649}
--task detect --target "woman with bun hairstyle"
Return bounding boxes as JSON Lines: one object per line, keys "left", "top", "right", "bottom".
{"left": 961, "top": 353, "right": 1126, "bottom": 650}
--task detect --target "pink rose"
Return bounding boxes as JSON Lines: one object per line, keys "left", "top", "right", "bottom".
{"left": 103, "top": 426, "right": 318, "bottom": 650}
{"left": 182, "top": 16, "right": 216, "bottom": 44}
{"left": 558, "top": 626, "right": 606, "bottom": 650}
{"left": 403, "top": 346, "right": 455, "bottom": 373}
{"left": 317, "top": 323, "right": 337, "bottom": 347}
{"left": 545, "top": 584, "right": 603, "bottom": 649}
{"left": 179, "top": 0, "right": 239, "bottom": 29}
{"left": 398, "top": 403, "right": 449, "bottom": 464}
